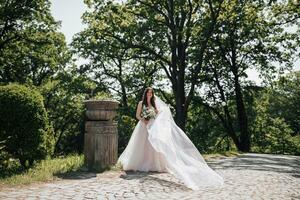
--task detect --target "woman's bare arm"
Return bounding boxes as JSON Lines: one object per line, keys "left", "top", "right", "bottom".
{"left": 136, "top": 101, "right": 143, "bottom": 120}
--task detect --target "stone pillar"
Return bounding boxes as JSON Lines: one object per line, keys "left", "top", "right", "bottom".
{"left": 83, "top": 100, "right": 119, "bottom": 171}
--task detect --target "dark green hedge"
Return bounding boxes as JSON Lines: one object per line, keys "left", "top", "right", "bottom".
{"left": 0, "top": 84, "right": 54, "bottom": 168}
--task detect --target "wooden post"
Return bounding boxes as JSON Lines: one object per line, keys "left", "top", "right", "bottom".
{"left": 83, "top": 100, "right": 119, "bottom": 170}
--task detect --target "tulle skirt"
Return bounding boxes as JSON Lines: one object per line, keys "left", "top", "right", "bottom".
{"left": 118, "top": 119, "right": 168, "bottom": 172}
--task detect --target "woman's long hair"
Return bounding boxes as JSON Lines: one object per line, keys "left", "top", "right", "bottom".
{"left": 142, "top": 87, "right": 156, "bottom": 109}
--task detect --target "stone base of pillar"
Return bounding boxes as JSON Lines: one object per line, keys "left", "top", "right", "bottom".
{"left": 84, "top": 121, "right": 118, "bottom": 171}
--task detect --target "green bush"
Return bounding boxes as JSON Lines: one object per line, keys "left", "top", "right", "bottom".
{"left": 0, "top": 84, "right": 54, "bottom": 168}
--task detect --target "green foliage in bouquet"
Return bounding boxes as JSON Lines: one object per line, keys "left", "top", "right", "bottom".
{"left": 141, "top": 106, "right": 156, "bottom": 120}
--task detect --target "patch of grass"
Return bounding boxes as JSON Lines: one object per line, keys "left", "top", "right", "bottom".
{"left": 203, "top": 150, "right": 241, "bottom": 160}
{"left": 110, "top": 162, "right": 123, "bottom": 171}
{"left": 0, "top": 154, "right": 84, "bottom": 186}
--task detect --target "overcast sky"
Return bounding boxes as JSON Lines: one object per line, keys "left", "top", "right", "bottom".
{"left": 50, "top": 0, "right": 299, "bottom": 84}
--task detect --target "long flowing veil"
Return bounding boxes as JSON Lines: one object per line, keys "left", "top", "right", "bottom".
{"left": 147, "top": 95, "right": 223, "bottom": 190}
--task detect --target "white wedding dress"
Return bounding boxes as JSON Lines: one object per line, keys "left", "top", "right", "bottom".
{"left": 118, "top": 96, "right": 223, "bottom": 190}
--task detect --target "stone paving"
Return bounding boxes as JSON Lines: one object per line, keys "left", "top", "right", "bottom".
{"left": 0, "top": 153, "right": 299, "bottom": 200}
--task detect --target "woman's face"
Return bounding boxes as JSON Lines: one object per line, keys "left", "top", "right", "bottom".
{"left": 146, "top": 89, "right": 153, "bottom": 99}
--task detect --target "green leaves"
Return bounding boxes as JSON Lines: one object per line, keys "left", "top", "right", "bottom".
{"left": 251, "top": 71, "right": 300, "bottom": 155}
{"left": 0, "top": 0, "right": 69, "bottom": 86}
{"left": 0, "top": 84, "right": 54, "bottom": 168}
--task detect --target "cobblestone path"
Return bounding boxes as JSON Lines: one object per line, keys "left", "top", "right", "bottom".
{"left": 0, "top": 153, "right": 299, "bottom": 199}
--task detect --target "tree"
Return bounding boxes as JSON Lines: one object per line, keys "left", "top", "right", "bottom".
{"left": 270, "top": 71, "right": 300, "bottom": 136}
{"left": 75, "top": 0, "right": 299, "bottom": 152}
{"left": 75, "top": 0, "right": 225, "bottom": 131}
{"left": 0, "top": 0, "right": 70, "bottom": 86}
{"left": 186, "top": 97, "right": 228, "bottom": 153}
{"left": 0, "top": 0, "right": 54, "bottom": 50}
{"left": 252, "top": 80, "right": 299, "bottom": 155}
{"left": 72, "top": 13, "right": 158, "bottom": 110}
{"left": 39, "top": 67, "right": 109, "bottom": 155}
{"left": 196, "top": 0, "right": 299, "bottom": 151}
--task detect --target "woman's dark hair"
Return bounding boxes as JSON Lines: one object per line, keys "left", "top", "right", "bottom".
{"left": 142, "top": 87, "right": 156, "bottom": 109}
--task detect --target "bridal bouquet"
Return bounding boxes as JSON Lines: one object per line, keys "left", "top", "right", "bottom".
{"left": 142, "top": 107, "right": 156, "bottom": 120}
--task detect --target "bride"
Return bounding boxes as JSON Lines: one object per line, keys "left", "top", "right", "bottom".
{"left": 118, "top": 87, "right": 223, "bottom": 190}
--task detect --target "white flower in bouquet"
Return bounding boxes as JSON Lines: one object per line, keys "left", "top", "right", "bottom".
{"left": 142, "top": 106, "right": 156, "bottom": 120}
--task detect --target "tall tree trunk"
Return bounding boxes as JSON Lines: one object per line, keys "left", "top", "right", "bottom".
{"left": 223, "top": 106, "right": 241, "bottom": 148}
{"left": 233, "top": 72, "right": 250, "bottom": 152}
{"left": 230, "top": 29, "right": 250, "bottom": 152}
{"left": 171, "top": 64, "right": 188, "bottom": 131}
{"left": 175, "top": 35, "right": 188, "bottom": 130}
{"left": 211, "top": 63, "right": 242, "bottom": 149}
{"left": 174, "top": 91, "right": 187, "bottom": 131}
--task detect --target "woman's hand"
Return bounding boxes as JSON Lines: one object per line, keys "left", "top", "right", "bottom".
{"left": 142, "top": 118, "right": 149, "bottom": 125}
